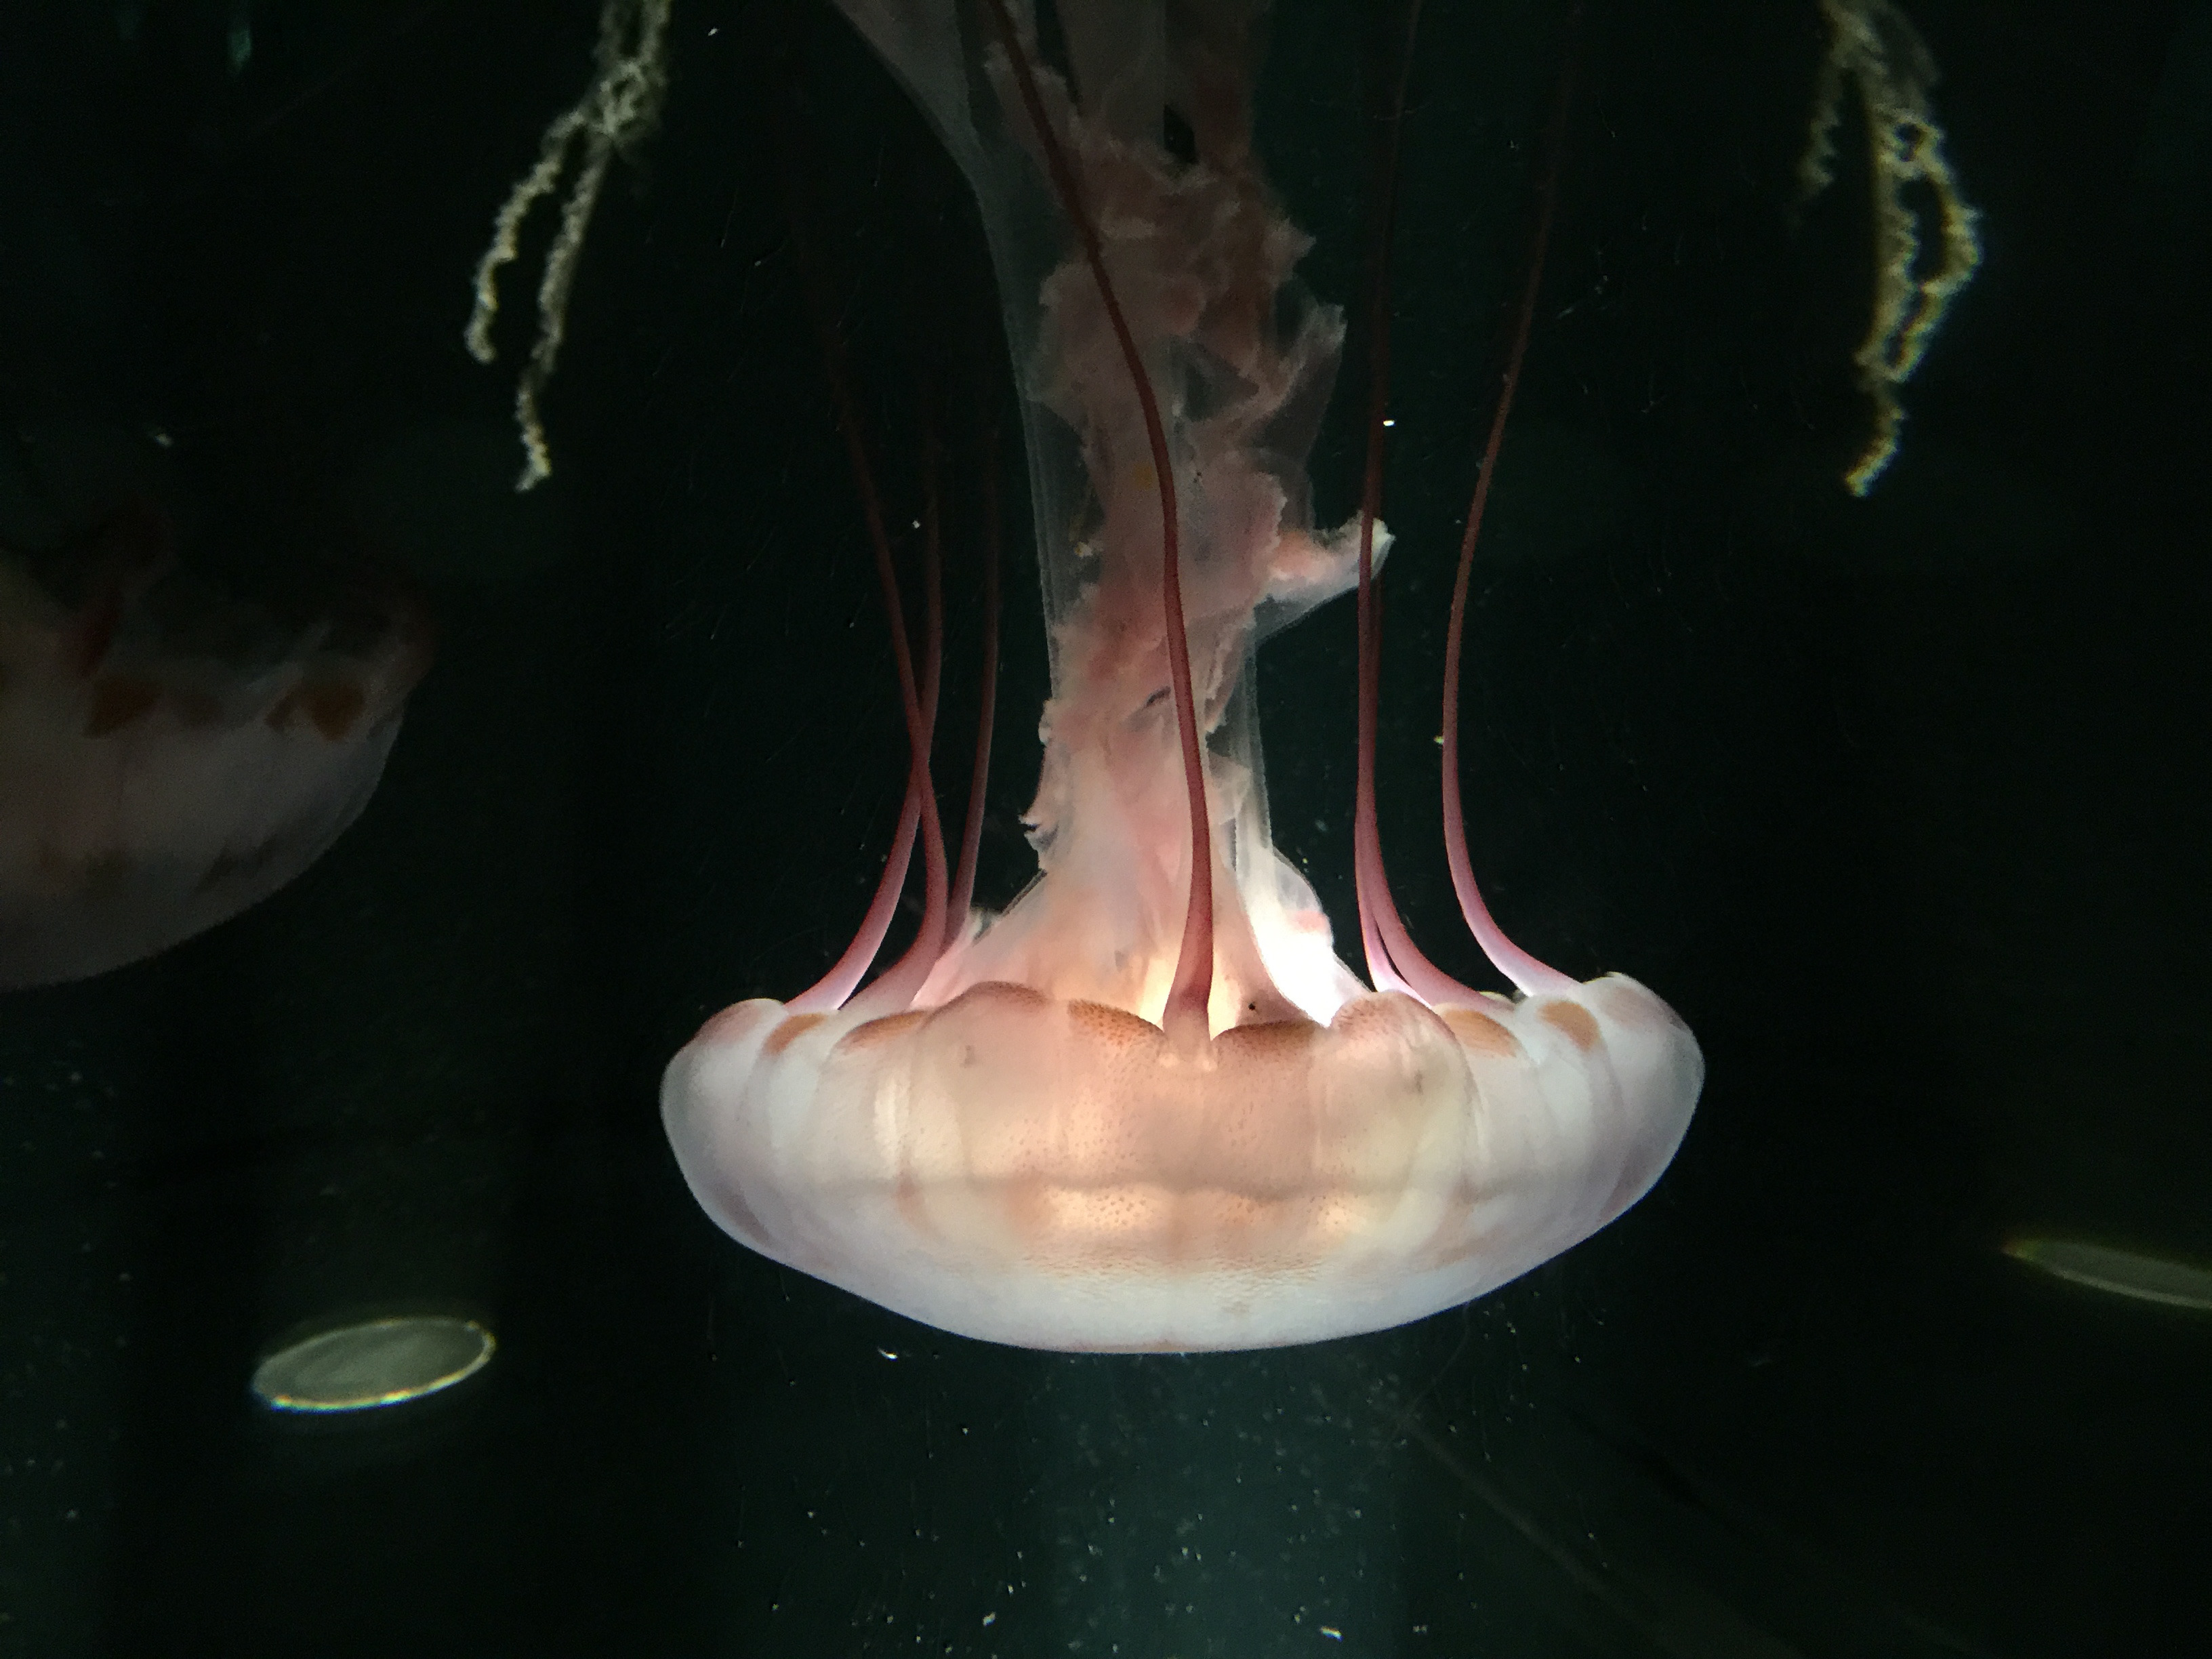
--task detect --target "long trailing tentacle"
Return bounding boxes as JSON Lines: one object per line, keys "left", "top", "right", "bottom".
{"left": 943, "top": 422, "right": 1001, "bottom": 957}
{"left": 790, "top": 407, "right": 945, "bottom": 1015}
{"left": 1347, "top": 0, "right": 1494, "bottom": 1008}
{"left": 774, "top": 78, "right": 948, "bottom": 1015}
{"left": 844, "top": 415, "right": 952, "bottom": 1015}
{"left": 1438, "top": 7, "right": 1580, "bottom": 1000}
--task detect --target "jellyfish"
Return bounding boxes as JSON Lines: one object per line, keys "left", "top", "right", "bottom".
{"left": 628, "top": 0, "right": 1703, "bottom": 1354}
{"left": 0, "top": 490, "right": 428, "bottom": 990}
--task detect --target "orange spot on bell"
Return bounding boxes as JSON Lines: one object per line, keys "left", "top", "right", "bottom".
{"left": 1537, "top": 1000, "right": 1601, "bottom": 1052}
{"left": 1212, "top": 1019, "right": 1321, "bottom": 1061}
{"left": 84, "top": 675, "right": 160, "bottom": 737}
{"left": 762, "top": 1012, "right": 827, "bottom": 1056}
{"left": 300, "top": 680, "right": 368, "bottom": 741}
{"left": 838, "top": 1010, "right": 929, "bottom": 1053}
{"left": 1067, "top": 1000, "right": 1162, "bottom": 1048}
{"left": 1439, "top": 1006, "right": 1520, "bottom": 1059}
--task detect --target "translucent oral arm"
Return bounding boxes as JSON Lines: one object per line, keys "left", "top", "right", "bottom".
{"left": 981, "top": 0, "right": 1215, "bottom": 1045}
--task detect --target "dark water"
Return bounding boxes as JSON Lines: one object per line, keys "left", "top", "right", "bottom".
{"left": 1, "top": 1, "right": 2205, "bottom": 1654}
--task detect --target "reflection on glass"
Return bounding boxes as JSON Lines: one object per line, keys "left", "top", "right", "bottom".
{"left": 250, "top": 1316, "right": 496, "bottom": 1414}
{"left": 2003, "top": 1236, "right": 2212, "bottom": 1312}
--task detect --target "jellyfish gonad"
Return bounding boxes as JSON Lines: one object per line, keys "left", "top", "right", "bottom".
{"left": 659, "top": 0, "right": 1702, "bottom": 1352}
{"left": 0, "top": 497, "right": 428, "bottom": 990}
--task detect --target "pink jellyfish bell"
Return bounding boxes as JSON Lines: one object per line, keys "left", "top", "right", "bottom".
{"left": 0, "top": 495, "right": 428, "bottom": 990}
{"left": 663, "top": 0, "right": 1701, "bottom": 1351}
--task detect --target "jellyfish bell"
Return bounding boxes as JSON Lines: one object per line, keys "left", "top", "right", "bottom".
{"left": 0, "top": 494, "right": 429, "bottom": 990}
{"left": 669, "top": 977, "right": 1698, "bottom": 1353}
{"left": 660, "top": 0, "right": 1701, "bottom": 1351}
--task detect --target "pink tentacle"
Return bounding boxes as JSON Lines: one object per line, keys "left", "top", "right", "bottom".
{"left": 1347, "top": 0, "right": 1491, "bottom": 1010}
{"left": 943, "top": 424, "right": 1000, "bottom": 957}
{"left": 790, "top": 451, "right": 945, "bottom": 1014}
{"left": 1439, "top": 14, "right": 1581, "bottom": 1000}
{"left": 844, "top": 426, "right": 951, "bottom": 1017}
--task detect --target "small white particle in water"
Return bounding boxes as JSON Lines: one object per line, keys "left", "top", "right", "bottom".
{"left": 982, "top": 1613, "right": 996, "bottom": 1626}
{"left": 1382, "top": 418, "right": 1395, "bottom": 428}
{"left": 878, "top": 1347, "right": 899, "bottom": 1360}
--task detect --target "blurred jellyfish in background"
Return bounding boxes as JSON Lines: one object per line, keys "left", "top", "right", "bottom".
{"left": 0, "top": 434, "right": 428, "bottom": 990}
{"left": 0, "top": 1, "right": 462, "bottom": 992}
